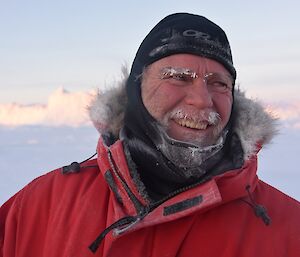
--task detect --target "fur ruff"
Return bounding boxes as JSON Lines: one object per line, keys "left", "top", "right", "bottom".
{"left": 88, "top": 69, "right": 278, "bottom": 161}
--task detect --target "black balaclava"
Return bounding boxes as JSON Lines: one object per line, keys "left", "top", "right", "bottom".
{"left": 122, "top": 13, "right": 241, "bottom": 201}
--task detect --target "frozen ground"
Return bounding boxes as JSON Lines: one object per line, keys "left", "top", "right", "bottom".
{"left": 0, "top": 124, "right": 299, "bottom": 205}
{"left": 0, "top": 125, "right": 99, "bottom": 205}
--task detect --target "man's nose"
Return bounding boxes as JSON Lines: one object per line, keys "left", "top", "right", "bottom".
{"left": 184, "top": 79, "right": 213, "bottom": 108}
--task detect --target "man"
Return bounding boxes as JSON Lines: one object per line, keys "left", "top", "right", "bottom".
{"left": 1, "top": 13, "right": 300, "bottom": 257}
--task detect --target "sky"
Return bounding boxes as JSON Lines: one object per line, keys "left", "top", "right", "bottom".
{"left": 0, "top": 0, "right": 300, "bottom": 105}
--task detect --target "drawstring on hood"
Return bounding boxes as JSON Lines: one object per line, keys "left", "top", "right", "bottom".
{"left": 243, "top": 185, "right": 271, "bottom": 226}
{"left": 61, "top": 152, "right": 97, "bottom": 174}
{"left": 89, "top": 215, "right": 140, "bottom": 253}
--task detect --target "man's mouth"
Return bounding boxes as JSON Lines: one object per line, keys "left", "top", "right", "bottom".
{"left": 173, "top": 118, "right": 209, "bottom": 130}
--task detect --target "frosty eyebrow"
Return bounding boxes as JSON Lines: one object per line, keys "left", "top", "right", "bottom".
{"left": 159, "top": 66, "right": 234, "bottom": 92}
{"left": 160, "top": 67, "right": 198, "bottom": 79}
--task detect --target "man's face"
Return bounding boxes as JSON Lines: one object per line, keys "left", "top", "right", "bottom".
{"left": 141, "top": 54, "right": 233, "bottom": 147}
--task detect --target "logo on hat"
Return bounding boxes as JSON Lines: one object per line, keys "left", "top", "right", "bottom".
{"left": 182, "top": 29, "right": 211, "bottom": 40}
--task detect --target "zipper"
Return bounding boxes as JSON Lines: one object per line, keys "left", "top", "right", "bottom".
{"left": 107, "top": 150, "right": 145, "bottom": 214}
{"left": 89, "top": 153, "right": 212, "bottom": 253}
{"left": 148, "top": 175, "right": 212, "bottom": 212}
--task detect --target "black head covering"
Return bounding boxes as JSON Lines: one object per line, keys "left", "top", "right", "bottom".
{"left": 124, "top": 12, "right": 236, "bottom": 145}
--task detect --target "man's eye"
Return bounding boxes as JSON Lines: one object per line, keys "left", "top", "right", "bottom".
{"left": 207, "top": 80, "right": 232, "bottom": 92}
{"left": 206, "top": 73, "right": 233, "bottom": 92}
{"left": 211, "top": 81, "right": 228, "bottom": 88}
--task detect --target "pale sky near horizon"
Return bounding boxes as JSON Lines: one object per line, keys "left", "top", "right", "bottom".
{"left": 1, "top": 0, "right": 300, "bottom": 104}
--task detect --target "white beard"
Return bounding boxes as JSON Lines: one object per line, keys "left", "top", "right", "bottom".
{"left": 154, "top": 123, "right": 228, "bottom": 171}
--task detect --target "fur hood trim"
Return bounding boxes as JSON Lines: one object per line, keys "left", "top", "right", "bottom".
{"left": 88, "top": 70, "right": 278, "bottom": 161}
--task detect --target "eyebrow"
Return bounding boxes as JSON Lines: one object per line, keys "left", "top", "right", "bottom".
{"left": 160, "top": 67, "right": 198, "bottom": 79}
{"left": 160, "top": 66, "right": 233, "bottom": 82}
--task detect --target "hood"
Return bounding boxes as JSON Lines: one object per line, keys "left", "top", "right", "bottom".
{"left": 88, "top": 68, "right": 278, "bottom": 161}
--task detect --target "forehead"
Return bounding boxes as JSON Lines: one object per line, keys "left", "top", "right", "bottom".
{"left": 147, "top": 54, "right": 230, "bottom": 75}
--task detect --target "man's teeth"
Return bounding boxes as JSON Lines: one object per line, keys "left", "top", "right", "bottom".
{"left": 176, "top": 119, "right": 208, "bottom": 129}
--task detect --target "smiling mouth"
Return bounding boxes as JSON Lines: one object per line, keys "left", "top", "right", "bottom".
{"left": 173, "top": 118, "right": 209, "bottom": 130}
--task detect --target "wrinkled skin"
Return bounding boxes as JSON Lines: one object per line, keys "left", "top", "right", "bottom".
{"left": 141, "top": 54, "right": 233, "bottom": 147}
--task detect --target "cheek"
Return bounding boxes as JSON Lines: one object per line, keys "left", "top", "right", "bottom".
{"left": 142, "top": 84, "right": 183, "bottom": 120}
{"left": 212, "top": 93, "right": 233, "bottom": 124}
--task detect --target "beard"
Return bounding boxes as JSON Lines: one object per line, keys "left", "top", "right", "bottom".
{"left": 151, "top": 107, "right": 228, "bottom": 173}
{"left": 159, "top": 107, "right": 224, "bottom": 147}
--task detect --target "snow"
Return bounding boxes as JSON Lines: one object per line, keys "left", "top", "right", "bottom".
{"left": 258, "top": 127, "right": 300, "bottom": 201}
{"left": 0, "top": 125, "right": 99, "bottom": 205}
{"left": 0, "top": 124, "right": 299, "bottom": 205}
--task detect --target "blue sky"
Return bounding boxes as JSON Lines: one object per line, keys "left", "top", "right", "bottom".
{"left": 1, "top": 0, "right": 299, "bottom": 104}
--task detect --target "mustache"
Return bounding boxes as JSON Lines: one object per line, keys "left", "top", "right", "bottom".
{"left": 161, "top": 108, "right": 221, "bottom": 126}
